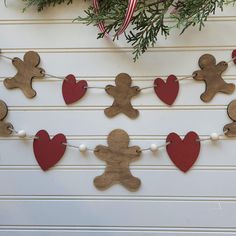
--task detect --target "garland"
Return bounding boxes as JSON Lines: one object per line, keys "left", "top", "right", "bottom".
{"left": 1, "top": 49, "right": 236, "bottom": 191}
{"left": 0, "top": 97, "right": 235, "bottom": 191}
{"left": 21, "top": 0, "right": 236, "bottom": 61}
{"left": 0, "top": 50, "right": 236, "bottom": 118}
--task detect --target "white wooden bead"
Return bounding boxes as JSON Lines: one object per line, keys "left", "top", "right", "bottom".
{"left": 210, "top": 133, "right": 220, "bottom": 141}
{"left": 150, "top": 144, "right": 158, "bottom": 152}
{"left": 79, "top": 144, "right": 87, "bottom": 152}
{"left": 17, "top": 130, "right": 26, "bottom": 138}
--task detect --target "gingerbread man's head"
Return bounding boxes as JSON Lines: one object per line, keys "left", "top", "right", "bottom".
{"left": 0, "top": 100, "right": 8, "bottom": 121}
{"left": 227, "top": 100, "right": 236, "bottom": 122}
{"left": 108, "top": 129, "right": 130, "bottom": 152}
{"left": 115, "top": 73, "right": 132, "bottom": 88}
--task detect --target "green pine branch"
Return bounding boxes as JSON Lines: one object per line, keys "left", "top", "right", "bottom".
{"left": 21, "top": 0, "right": 73, "bottom": 11}
{"left": 21, "top": 0, "right": 236, "bottom": 61}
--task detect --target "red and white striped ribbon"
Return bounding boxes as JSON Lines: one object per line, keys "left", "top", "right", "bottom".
{"left": 93, "top": 0, "right": 138, "bottom": 37}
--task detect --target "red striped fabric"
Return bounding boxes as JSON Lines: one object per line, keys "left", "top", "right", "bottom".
{"left": 93, "top": 0, "right": 138, "bottom": 36}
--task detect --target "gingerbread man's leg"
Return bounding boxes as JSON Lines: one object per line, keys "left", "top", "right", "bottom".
{"left": 104, "top": 103, "right": 121, "bottom": 118}
{"left": 200, "top": 87, "right": 217, "bottom": 102}
{"left": 4, "top": 78, "right": 18, "bottom": 89}
{"left": 94, "top": 173, "right": 114, "bottom": 190}
{"left": 22, "top": 84, "right": 36, "bottom": 98}
{"left": 123, "top": 103, "right": 139, "bottom": 119}
{"left": 120, "top": 175, "right": 141, "bottom": 191}
{"left": 219, "top": 83, "right": 235, "bottom": 95}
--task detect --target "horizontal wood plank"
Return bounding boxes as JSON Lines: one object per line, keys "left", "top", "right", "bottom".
{"left": 0, "top": 170, "right": 236, "bottom": 196}
{"left": 1, "top": 230, "right": 236, "bottom": 236}
{"left": 1, "top": 21, "right": 236, "bottom": 49}
{"left": 3, "top": 109, "right": 229, "bottom": 136}
{"left": 0, "top": 199, "right": 235, "bottom": 227}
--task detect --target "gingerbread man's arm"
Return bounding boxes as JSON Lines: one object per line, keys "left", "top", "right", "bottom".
{"left": 192, "top": 70, "right": 204, "bottom": 81}
{"left": 32, "top": 67, "right": 45, "bottom": 78}
{"left": 124, "top": 146, "right": 141, "bottom": 161}
{"left": 94, "top": 145, "right": 112, "bottom": 161}
{"left": 216, "top": 61, "right": 228, "bottom": 73}
{"left": 130, "top": 86, "right": 140, "bottom": 96}
{"left": 105, "top": 85, "right": 117, "bottom": 97}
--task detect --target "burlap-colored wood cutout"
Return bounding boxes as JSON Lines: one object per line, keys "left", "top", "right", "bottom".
{"left": 193, "top": 54, "right": 235, "bottom": 102}
{"left": 224, "top": 100, "right": 236, "bottom": 137}
{"left": 94, "top": 129, "right": 141, "bottom": 191}
{"left": 105, "top": 73, "right": 140, "bottom": 119}
{"left": 0, "top": 100, "right": 13, "bottom": 136}
{"left": 4, "top": 51, "right": 45, "bottom": 98}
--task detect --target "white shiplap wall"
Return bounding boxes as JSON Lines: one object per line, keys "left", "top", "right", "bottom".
{"left": 1, "top": 1, "right": 236, "bottom": 235}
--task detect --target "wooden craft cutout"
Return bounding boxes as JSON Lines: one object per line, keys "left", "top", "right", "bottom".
{"left": 105, "top": 73, "right": 140, "bottom": 119}
{"left": 33, "top": 130, "right": 67, "bottom": 171}
{"left": 0, "top": 100, "right": 13, "bottom": 136}
{"left": 193, "top": 54, "right": 235, "bottom": 102}
{"left": 154, "top": 74, "right": 179, "bottom": 105}
{"left": 166, "top": 131, "right": 201, "bottom": 173}
{"left": 232, "top": 49, "right": 236, "bottom": 65}
{"left": 62, "top": 74, "right": 88, "bottom": 105}
{"left": 94, "top": 129, "right": 141, "bottom": 191}
{"left": 4, "top": 51, "right": 45, "bottom": 98}
{"left": 224, "top": 100, "right": 236, "bottom": 137}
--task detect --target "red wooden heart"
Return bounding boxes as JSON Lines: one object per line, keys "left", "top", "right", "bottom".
{"left": 154, "top": 75, "right": 179, "bottom": 105}
{"left": 62, "top": 74, "right": 88, "bottom": 105}
{"left": 166, "top": 131, "right": 201, "bottom": 172}
{"left": 33, "top": 130, "right": 67, "bottom": 171}
{"left": 232, "top": 49, "right": 236, "bottom": 65}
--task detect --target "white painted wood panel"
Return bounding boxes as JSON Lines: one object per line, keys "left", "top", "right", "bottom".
{"left": 1, "top": 21, "right": 236, "bottom": 48}
{"left": 1, "top": 0, "right": 236, "bottom": 234}
{"left": 0, "top": 170, "right": 236, "bottom": 196}
{"left": 4, "top": 110, "right": 229, "bottom": 135}
{"left": 0, "top": 200, "right": 236, "bottom": 227}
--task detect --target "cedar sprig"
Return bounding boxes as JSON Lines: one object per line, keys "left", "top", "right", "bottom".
{"left": 21, "top": 0, "right": 236, "bottom": 61}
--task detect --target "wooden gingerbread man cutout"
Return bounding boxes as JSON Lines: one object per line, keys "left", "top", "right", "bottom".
{"left": 0, "top": 100, "right": 13, "bottom": 136}
{"left": 193, "top": 54, "right": 235, "bottom": 102}
{"left": 94, "top": 129, "right": 141, "bottom": 191}
{"left": 4, "top": 51, "right": 45, "bottom": 98}
{"left": 224, "top": 100, "right": 236, "bottom": 137}
{"left": 105, "top": 73, "right": 140, "bottom": 119}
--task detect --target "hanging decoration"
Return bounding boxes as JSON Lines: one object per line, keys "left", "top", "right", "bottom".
{"left": 62, "top": 74, "right": 88, "bottom": 105}
{"left": 1, "top": 97, "right": 235, "bottom": 191}
{"left": 0, "top": 100, "right": 13, "bottom": 136}
{"left": 93, "top": 129, "right": 141, "bottom": 191}
{"left": 166, "top": 132, "right": 201, "bottom": 173}
{"left": 192, "top": 54, "right": 235, "bottom": 102}
{"left": 0, "top": 49, "right": 236, "bottom": 190}
{"left": 33, "top": 130, "right": 67, "bottom": 171}
{"left": 154, "top": 75, "right": 179, "bottom": 106}
{"left": 3, "top": 51, "right": 45, "bottom": 98}
{"left": 224, "top": 100, "right": 236, "bottom": 137}
{"left": 1, "top": 50, "right": 236, "bottom": 116}
{"left": 105, "top": 73, "right": 140, "bottom": 119}
{"left": 21, "top": 0, "right": 236, "bottom": 61}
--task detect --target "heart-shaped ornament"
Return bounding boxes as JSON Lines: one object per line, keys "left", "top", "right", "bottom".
{"left": 154, "top": 75, "right": 179, "bottom": 106}
{"left": 33, "top": 130, "right": 67, "bottom": 171}
{"left": 232, "top": 49, "right": 236, "bottom": 65}
{"left": 62, "top": 74, "right": 88, "bottom": 105}
{"left": 166, "top": 131, "right": 201, "bottom": 172}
